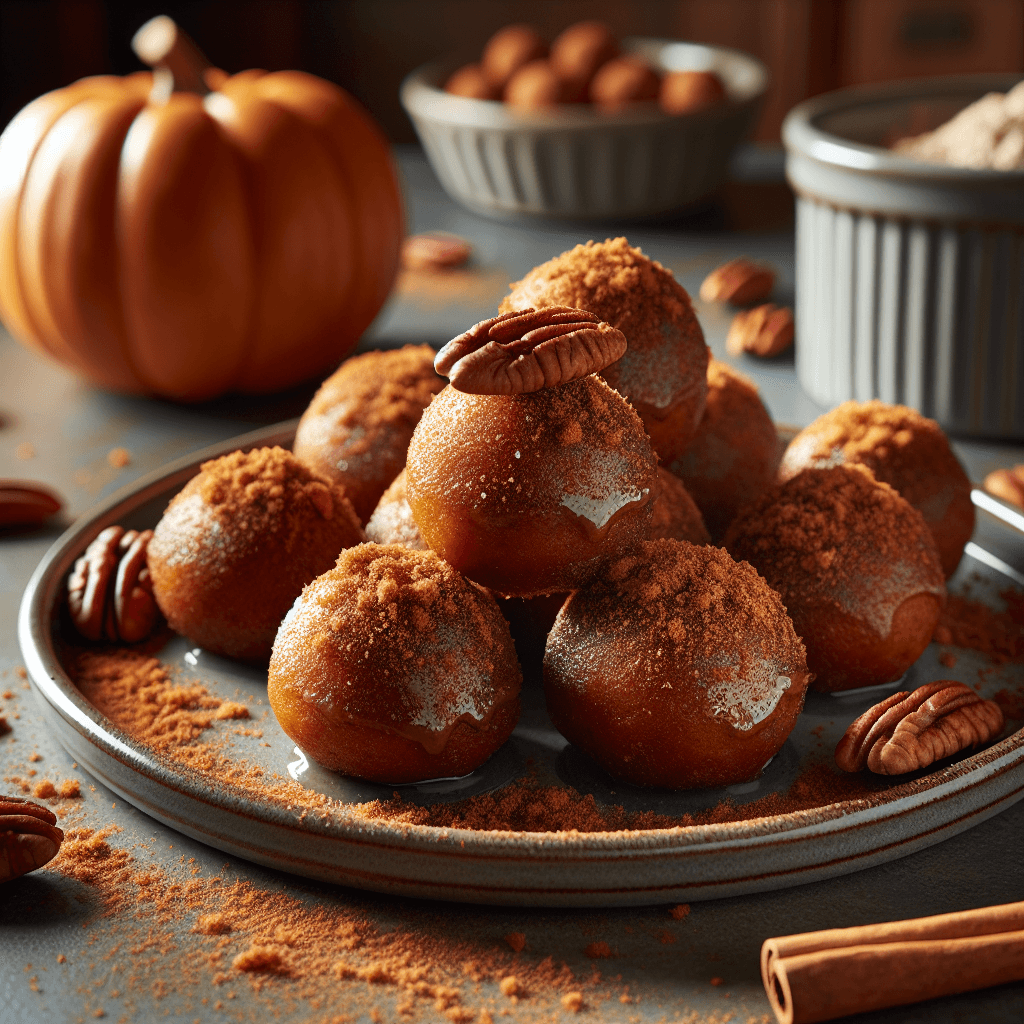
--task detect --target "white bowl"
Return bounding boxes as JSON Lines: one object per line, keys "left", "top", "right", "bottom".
{"left": 783, "top": 75, "right": 1024, "bottom": 438}
{"left": 400, "top": 38, "right": 768, "bottom": 221}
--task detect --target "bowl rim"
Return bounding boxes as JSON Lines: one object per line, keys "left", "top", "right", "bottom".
{"left": 782, "top": 72, "right": 1024, "bottom": 180}
{"left": 400, "top": 35, "right": 769, "bottom": 131}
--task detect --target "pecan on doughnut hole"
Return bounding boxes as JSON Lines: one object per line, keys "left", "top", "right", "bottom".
{"left": 434, "top": 306, "right": 626, "bottom": 395}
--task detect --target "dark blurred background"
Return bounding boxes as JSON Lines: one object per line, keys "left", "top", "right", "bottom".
{"left": 2, "top": 0, "right": 1022, "bottom": 141}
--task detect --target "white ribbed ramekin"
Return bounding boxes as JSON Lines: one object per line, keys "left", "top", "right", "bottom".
{"left": 400, "top": 39, "right": 767, "bottom": 221}
{"left": 784, "top": 75, "right": 1024, "bottom": 438}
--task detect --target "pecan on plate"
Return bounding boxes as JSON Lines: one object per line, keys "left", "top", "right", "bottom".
{"left": 435, "top": 306, "right": 627, "bottom": 395}
{"left": 1, "top": 796, "right": 64, "bottom": 883}
{"left": 699, "top": 257, "right": 775, "bottom": 305}
{"left": 0, "top": 481, "right": 62, "bottom": 528}
{"left": 726, "top": 303, "right": 794, "bottom": 358}
{"left": 68, "top": 526, "right": 159, "bottom": 644}
{"left": 835, "top": 681, "right": 1005, "bottom": 775}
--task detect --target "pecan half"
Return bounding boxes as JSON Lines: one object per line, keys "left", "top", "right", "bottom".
{"left": 1, "top": 796, "right": 64, "bottom": 883}
{"left": 435, "top": 307, "right": 627, "bottom": 395}
{"left": 725, "top": 303, "right": 794, "bottom": 358}
{"left": 699, "top": 258, "right": 775, "bottom": 305}
{"left": 68, "top": 526, "right": 159, "bottom": 643}
{"left": 835, "top": 681, "right": 1005, "bottom": 775}
{"left": 0, "top": 481, "right": 62, "bottom": 528}
{"left": 401, "top": 232, "right": 472, "bottom": 271}
{"left": 984, "top": 465, "right": 1024, "bottom": 509}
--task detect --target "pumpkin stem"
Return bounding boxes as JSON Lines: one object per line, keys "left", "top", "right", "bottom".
{"left": 132, "top": 16, "right": 213, "bottom": 102}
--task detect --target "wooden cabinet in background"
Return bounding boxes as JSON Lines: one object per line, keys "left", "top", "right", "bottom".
{"left": 2, "top": 1, "right": 1021, "bottom": 143}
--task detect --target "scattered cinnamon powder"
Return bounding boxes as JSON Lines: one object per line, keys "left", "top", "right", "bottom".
{"left": 670, "top": 904, "right": 691, "bottom": 920}
{"left": 505, "top": 933, "right": 526, "bottom": 952}
{"left": 561, "top": 991, "right": 584, "bottom": 1012}
{"left": 0, "top": 716, "right": 9, "bottom": 736}
{"left": 584, "top": 942, "right": 613, "bottom": 959}
{"left": 933, "top": 593, "right": 1024, "bottom": 664}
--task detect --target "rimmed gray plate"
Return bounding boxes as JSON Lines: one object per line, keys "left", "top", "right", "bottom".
{"left": 19, "top": 422, "right": 1024, "bottom": 907}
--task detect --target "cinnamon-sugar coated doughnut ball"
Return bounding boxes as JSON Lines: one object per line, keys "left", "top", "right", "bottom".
{"left": 589, "top": 57, "right": 661, "bottom": 109}
{"left": 550, "top": 21, "right": 619, "bottom": 91}
{"left": 148, "top": 448, "right": 363, "bottom": 663}
{"left": 445, "top": 63, "right": 500, "bottom": 100}
{"left": 669, "top": 360, "right": 780, "bottom": 541}
{"left": 405, "top": 377, "right": 658, "bottom": 597}
{"left": 268, "top": 545, "right": 522, "bottom": 783}
{"left": 293, "top": 346, "right": 444, "bottom": 524}
{"left": 481, "top": 23, "right": 547, "bottom": 89}
{"left": 364, "top": 468, "right": 427, "bottom": 551}
{"left": 500, "top": 239, "right": 709, "bottom": 462}
{"left": 778, "top": 401, "right": 974, "bottom": 578}
{"left": 648, "top": 468, "right": 710, "bottom": 544}
{"left": 544, "top": 540, "right": 810, "bottom": 789}
{"left": 725, "top": 466, "right": 946, "bottom": 692}
{"left": 660, "top": 70, "right": 726, "bottom": 114}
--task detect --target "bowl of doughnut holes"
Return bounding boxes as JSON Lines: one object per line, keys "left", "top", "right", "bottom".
{"left": 400, "top": 21, "right": 767, "bottom": 221}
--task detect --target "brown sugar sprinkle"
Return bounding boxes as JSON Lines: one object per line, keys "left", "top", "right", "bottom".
{"left": 191, "top": 447, "right": 349, "bottom": 543}
{"left": 500, "top": 237, "right": 707, "bottom": 414}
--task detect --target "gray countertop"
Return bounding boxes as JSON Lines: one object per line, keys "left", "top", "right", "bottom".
{"left": 1, "top": 147, "right": 1022, "bottom": 1024}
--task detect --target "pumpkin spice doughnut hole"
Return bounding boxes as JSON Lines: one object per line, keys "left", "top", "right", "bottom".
{"left": 364, "top": 468, "right": 427, "bottom": 551}
{"left": 500, "top": 238, "right": 709, "bottom": 462}
{"left": 778, "top": 400, "right": 975, "bottom": 579}
{"left": 724, "top": 465, "right": 946, "bottom": 692}
{"left": 293, "top": 346, "right": 444, "bottom": 524}
{"left": 268, "top": 544, "right": 522, "bottom": 783}
{"left": 148, "top": 447, "right": 363, "bottom": 663}
{"left": 544, "top": 540, "right": 811, "bottom": 789}
{"left": 550, "top": 21, "right": 619, "bottom": 95}
{"left": 669, "top": 359, "right": 781, "bottom": 542}
{"left": 648, "top": 467, "right": 710, "bottom": 545}
{"left": 405, "top": 376, "right": 658, "bottom": 597}
{"left": 481, "top": 23, "right": 547, "bottom": 91}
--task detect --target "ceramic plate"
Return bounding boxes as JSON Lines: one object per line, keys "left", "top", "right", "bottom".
{"left": 19, "top": 422, "right": 1024, "bottom": 907}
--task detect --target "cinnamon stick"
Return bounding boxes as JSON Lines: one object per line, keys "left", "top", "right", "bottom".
{"left": 761, "top": 902, "right": 1024, "bottom": 1024}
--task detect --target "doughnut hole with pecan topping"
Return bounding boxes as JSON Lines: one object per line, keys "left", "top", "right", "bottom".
{"left": 268, "top": 544, "right": 522, "bottom": 783}
{"left": 725, "top": 465, "right": 946, "bottom": 692}
{"left": 544, "top": 540, "right": 810, "bottom": 789}
{"left": 148, "top": 447, "right": 363, "bottom": 663}
{"left": 500, "top": 238, "right": 709, "bottom": 462}
{"left": 407, "top": 378, "right": 657, "bottom": 596}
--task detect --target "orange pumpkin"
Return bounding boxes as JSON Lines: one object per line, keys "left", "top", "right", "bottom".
{"left": 0, "top": 18, "right": 403, "bottom": 401}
